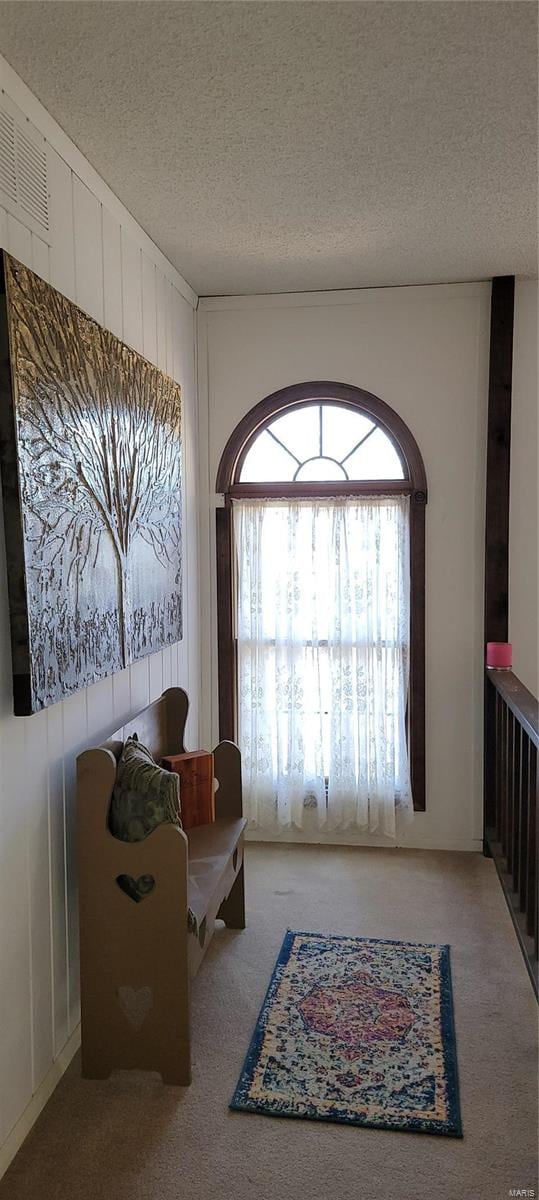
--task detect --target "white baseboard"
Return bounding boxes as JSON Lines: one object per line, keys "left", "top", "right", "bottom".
{"left": 244, "top": 830, "right": 483, "bottom": 853}
{"left": 0, "top": 1025, "right": 81, "bottom": 1181}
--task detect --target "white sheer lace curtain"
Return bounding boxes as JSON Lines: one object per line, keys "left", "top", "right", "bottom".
{"left": 234, "top": 497, "right": 413, "bottom": 838}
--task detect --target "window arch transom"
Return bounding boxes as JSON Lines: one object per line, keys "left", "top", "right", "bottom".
{"left": 239, "top": 401, "right": 405, "bottom": 483}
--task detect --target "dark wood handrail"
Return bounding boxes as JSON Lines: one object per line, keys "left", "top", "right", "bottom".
{"left": 486, "top": 669, "right": 539, "bottom": 748}
{"left": 484, "top": 666, "right": 538, "bottom": 996}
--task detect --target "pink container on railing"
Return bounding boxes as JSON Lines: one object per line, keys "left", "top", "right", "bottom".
{"left": 486, "top": 642, "right": 512, "bottom": 670}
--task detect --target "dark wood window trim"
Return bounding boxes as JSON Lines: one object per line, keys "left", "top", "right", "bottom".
{"left": 215, "top": 380, "right": 428, "bottom": 812}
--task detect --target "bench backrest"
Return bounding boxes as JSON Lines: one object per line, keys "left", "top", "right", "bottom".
{"left": 82, "top": 684, "right": 242, "bottom": 823}
{"left": 103, "top": 686, "right": 189, "bottom": 766}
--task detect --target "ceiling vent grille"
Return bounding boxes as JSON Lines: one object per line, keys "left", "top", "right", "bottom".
{"left": 0, "top": 96, "right": 49, "bottom": 236}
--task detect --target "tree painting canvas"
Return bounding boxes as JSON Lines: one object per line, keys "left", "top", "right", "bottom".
{"left": 0, "top": 252, "right": 182, "bottom": 714}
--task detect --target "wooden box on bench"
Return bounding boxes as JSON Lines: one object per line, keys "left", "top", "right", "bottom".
{"left": 161, "top": 750, "right": 215, "bottom": 829}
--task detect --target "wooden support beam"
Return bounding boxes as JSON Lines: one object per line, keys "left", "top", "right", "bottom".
{"left": 484, "top": 275, "right": 515, "bottom": 644}
{"left": 483, "top": 276, "right": 515, "bottom": 853}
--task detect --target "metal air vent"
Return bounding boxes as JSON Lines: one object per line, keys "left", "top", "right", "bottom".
{"left": 0, "top": 93, "right": 49, "bottom": 236}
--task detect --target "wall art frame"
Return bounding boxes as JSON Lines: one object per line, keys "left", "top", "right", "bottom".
{"left": 0, "top": 251, "right": 183, "bottom": 715}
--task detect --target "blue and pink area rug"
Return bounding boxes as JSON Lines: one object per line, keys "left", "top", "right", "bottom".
{"left": 230, "top": 930, "right": 462, "bottom": 1137}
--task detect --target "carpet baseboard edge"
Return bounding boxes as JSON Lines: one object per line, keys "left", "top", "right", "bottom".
{"left": 0, "top": 1025, "right": 81, "bottom": 1181}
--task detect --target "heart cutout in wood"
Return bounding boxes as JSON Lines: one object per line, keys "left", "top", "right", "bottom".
{"left": 116, "top": 873, "right": 155, "bottom": 903}
{"left": 117, "top": 985, "right": 153, "bottom": 1030}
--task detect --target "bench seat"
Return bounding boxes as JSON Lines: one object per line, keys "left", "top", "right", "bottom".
{"left": 187, "top": 817, "right": 247, "bottom": 927}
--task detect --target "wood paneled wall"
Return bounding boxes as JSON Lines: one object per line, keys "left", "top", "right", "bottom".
{"left": 0, "top": 83, "right": 199, "bottom": 1153}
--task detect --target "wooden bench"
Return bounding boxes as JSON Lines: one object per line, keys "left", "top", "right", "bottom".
{"left": 76, "top": 687, "right": 246, "bottom": 1085}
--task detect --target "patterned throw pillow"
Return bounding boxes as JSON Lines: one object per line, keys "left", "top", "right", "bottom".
{"left": 109, "top": 735, "right": 181, "bottom": 842}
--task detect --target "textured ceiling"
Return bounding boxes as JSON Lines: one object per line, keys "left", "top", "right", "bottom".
{"left": 0, "top": 1, "right": 537, "bottom": 296}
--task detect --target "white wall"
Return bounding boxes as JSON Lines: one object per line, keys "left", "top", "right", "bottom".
{"left": 198, "top": 283, "right": 490, "bottom": 854}
{"left": 509, "top": 279, "right": 538, "bottom": 697}
{"left": 0, "top": 58, "right": 199, "bottom": 1169}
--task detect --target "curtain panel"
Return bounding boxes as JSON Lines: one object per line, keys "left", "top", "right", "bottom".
{"left": 234, "top": 497, "right": 413, "bottom": 837}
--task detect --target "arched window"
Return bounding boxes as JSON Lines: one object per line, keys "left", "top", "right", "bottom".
{"left": 216, "top": 381, "right": 427, "bottom": 813}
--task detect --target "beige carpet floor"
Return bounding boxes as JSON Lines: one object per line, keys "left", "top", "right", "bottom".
{"left": 1, "top": 844, "right": 537, "bottom": 1200}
